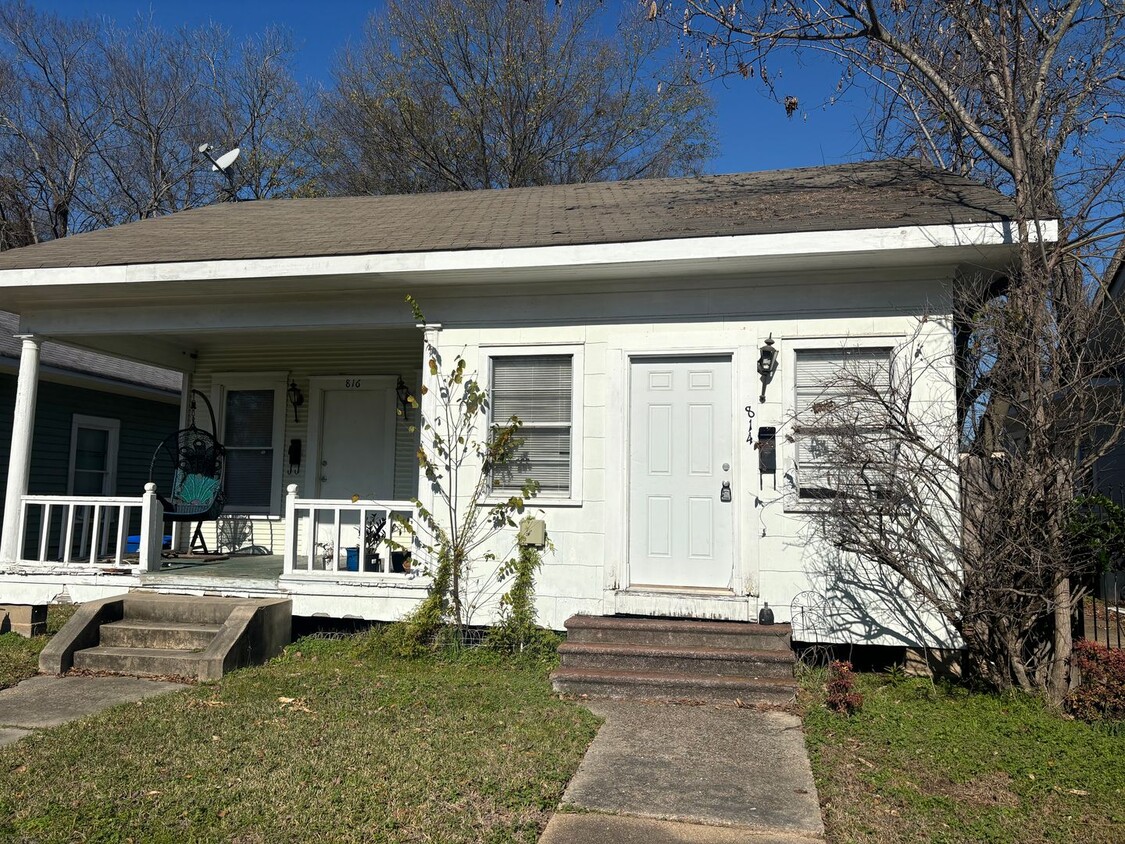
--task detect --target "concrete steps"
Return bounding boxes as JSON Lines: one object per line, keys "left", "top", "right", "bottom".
{"left": 73, "top": 645, "right": 214, "bottom": 676}
{"left": 558, "top": 641, "right": 796, "bottom": 678}
{"left": 552, "top": 615, "right": 798, "bottom": 705}
{"left": 98, "top": 619, "right": 220, "bottom": 651}
{"left": 40, "top": 593, "right": 292, "bottom": 682}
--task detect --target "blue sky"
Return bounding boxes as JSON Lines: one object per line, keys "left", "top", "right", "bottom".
{"left": 36, "top": 0, "right": 869, "bottom": 175}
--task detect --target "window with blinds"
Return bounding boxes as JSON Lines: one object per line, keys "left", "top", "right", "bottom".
{"left": 223, "top": 388, "right": 277, "bottom": 510}
{"left": 490, "top": 354, "right": 573, "bottom": 496}
{"left": 794, "top": 347, "right": 892, "bottom": 499}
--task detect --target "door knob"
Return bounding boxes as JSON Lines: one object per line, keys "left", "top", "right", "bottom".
{"left": 321, "top": 476, "right": 328, "bottom": 483}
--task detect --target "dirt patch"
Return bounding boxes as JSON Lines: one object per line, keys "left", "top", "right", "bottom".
{"left": 815, "top": 752, "right": 914, "bottom": 844}
{"left": 928, "top": 770, "right": 1021, "bottom": 809}
{"left": 816, "top": 751, "right": 1021, "bottom": 843}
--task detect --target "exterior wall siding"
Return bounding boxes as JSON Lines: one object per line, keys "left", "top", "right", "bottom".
{"left": 415, "top": 267, "right": 960, "bottom": 646}
{"left": 0, "top": 373, "right": 179, "bottom": 519}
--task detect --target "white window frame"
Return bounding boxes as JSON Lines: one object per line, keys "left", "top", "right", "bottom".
{"left": 482, "top": 344, "right": 584, "bottom": 507}
{"left": 781, "top": 335, "right": 902, "bottom": 512}
{"left": 68, "top": 414, "right": 120, "bottom": 496}
{"left": 212, "top": 373, "right": 288, "bottom": 515}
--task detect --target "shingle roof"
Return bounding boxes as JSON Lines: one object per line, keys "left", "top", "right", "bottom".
{"left": 0, "top": 159, "right": 1017, "bottom": 271}
{"left": 0, "top": 312, "right": 182, "bottom": 393}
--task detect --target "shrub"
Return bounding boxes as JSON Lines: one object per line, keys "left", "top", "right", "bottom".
{"left": 825, "top": 660, "right": 864, "bottom": 715}
{"left": 1066, "top": 639, "right": 1125, "bottom": 722}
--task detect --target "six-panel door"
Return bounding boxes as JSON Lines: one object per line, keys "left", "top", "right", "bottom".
{"left": 628, "top": 356, "right": 735, "bottom": 590}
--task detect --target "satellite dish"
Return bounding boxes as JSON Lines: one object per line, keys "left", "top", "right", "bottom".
{"left": 197, "top": 142, "right": 242, "bottom": 200}
{"left": 211, "top": 147, "right": 240, "bottom": 172}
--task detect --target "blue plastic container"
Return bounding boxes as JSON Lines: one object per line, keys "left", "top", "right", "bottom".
{"left": 126, "top": 535, "right": 172, "bottom": 553}
{"left": 344, "top": 547, "right": 359, "bottom": 571}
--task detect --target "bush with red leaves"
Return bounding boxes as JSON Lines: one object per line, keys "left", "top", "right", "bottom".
{"left": 825, "top": 660, "right": 864, "bottom": 715}
{"left": 1066, "top": 640, "right": 1125, "bottom": 722}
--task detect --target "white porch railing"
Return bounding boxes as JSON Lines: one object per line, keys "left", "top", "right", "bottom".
{"left": 14, "top": 482, "right": 165, "bottom": 572}
{"left": 283, "top": 484, "right": 416, "bottom": 577}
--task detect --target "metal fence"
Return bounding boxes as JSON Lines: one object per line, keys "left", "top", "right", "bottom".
{"left": 1082, "top": 570, "right": 1124, "bottom": 650}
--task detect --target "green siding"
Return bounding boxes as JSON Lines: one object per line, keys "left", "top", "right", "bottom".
{"left": 0, "top": 373, "right": 180, "bottom": 518}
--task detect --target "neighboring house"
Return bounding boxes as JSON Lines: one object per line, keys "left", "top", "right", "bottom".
{"left": 1092, "top": 262, "right": 1125, "bottom": 502}
{"left": 0, "top": 161, "right": 1055, "bottom": 648}
{"left": 0, "top": 310, "right": 181, "bottom": 524}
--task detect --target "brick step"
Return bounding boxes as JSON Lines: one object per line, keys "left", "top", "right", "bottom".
{"left": 73, "top": 645, "right": 209, "bottom": 679}
{"left": 122, "top": 594, "right": 246, "bottom": 626}
{"left": 98, "top": 619, "right": 220, "bottom": 651}
{"left": 564, "top": 614, "right": 792, "bottom": 651}
{"left": 550, "top": 666, "right": 798, "bottom": 705}
{"left": 558, "top": 641, "right": 795, "bottom": 678}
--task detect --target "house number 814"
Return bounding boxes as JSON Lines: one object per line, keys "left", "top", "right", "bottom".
{"left": 345, "top": 378, "right": 362, "bottom": 389}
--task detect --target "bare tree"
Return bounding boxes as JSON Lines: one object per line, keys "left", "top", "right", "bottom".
{"left": 196, "top": 25, "right": 319, "bottom": 201}
{"left": 790, "top": 299, "right": 1124, "bottom": 701}
{"left": 673, "top": 1, "right": 1125, "bottom": 703}
{"left": 318, "top": 0, "right": 714, "bottom": 195}
{"left": 0, "top": 3, "right": 315, "bottom": 248}
{"left": 92, "top": 20, "right": 211, "bottom": 225}
{"left": 0, "top": 1, "right": 112, "bottom": 241}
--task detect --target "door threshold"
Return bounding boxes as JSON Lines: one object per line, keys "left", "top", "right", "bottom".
{"left": 624, "top": 584, "right": 737, "bottom": 597}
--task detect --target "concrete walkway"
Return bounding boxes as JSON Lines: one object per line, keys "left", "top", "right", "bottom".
{"left": 0, "top": 675, "right": 187, "bottom": 747}
{"left": 541, "top": 701, "right": 824, "bottom": 843}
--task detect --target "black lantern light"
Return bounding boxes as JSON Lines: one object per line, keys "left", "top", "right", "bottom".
{"left": 396, "top": 375, "right": 411, "bottom": 418}
{"left": 757, "top": 334, "right": 778, "bottom": 401}
{"left": 287, "top": 380, "right": 304, "bottom": 423}
{"left": 757, "top": 334, "right": 778, "bottom": 377}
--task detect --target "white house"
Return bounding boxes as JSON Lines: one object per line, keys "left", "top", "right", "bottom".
{"left": 0, "top": 160, "right": 1055, "bottom": 648}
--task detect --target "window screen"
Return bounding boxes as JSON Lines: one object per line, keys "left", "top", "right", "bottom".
{"left": 794, "top": 347, "right": 892, "bottom": 499}
{"left": 223, "top": 388, "right": 276, "bottom": 509}
{"left": 491, "top": 355, "right": 573, "bottom": 496}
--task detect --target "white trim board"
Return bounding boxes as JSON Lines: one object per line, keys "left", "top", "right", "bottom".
{"left": 0, "top": 220, "right": 1058, "bottom": 289}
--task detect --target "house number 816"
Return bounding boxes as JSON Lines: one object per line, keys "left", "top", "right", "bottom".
{"left": 345, "top": 378, "right": 362, "bottom": 388}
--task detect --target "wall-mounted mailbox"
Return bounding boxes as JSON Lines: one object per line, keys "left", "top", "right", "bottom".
{"left": 758, "top": 427, "right": 777, "bottom": 474}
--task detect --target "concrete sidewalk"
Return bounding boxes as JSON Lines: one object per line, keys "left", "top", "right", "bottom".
{"left": 0, "top": 675, "right": 187, "bottom": 747}
{"left": 541, "top": 701, "right": 824, "bottom": 843}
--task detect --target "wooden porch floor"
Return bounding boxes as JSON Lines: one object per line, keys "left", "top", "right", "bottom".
{"left": 149, "top": 554, "right": 284, "bottom": 581}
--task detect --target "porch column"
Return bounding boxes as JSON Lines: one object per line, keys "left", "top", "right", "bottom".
{"left": 1, "top": 335, "right": 42, "bottom": 562}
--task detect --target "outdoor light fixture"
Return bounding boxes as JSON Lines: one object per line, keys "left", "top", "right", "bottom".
{"left": 287, "top": 380, "right": 304, "bottom": 423}
{"left": 757, "top": 334, "right": 778, "bottom": 401}
{"left": 396, "top": 375, "right": 411, "bottom": 418}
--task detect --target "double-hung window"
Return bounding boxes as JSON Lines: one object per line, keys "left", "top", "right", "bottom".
{"left": 490, "top": 354, "right": 574, "bottom": 498}
{"left": 68, "top": 415, "right": 120, "bottom": 496}
{"left": 794, "top": 347, "right": 893, "bottom": 500}
{"left": 222, "top": 387, "right": 279, "bottom": 512}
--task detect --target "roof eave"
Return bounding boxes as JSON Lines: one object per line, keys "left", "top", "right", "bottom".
{"left": 0, "top": 219, "right": 1052, "bottom": 291}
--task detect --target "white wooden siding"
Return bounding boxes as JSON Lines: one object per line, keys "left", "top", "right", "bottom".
{"left": 186, "top": 339, "right": 421, "bottom": 553}
{"left": 419, "top": 267, "right": 960, "bottom": 645}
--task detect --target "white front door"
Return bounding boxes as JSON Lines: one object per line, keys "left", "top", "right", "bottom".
{"left": 317, "top": 386, "right": 396, "bottom": 500}
{"left": 628, "top": 357, "right": 735, "bottom": 590}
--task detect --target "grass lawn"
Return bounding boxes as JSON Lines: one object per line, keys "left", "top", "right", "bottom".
{"left": 0, "top": 634, "right": 599, "bottom": 843}
{"left": 0, "top": 605, "right": 76, "bottom": 690}
{"left": 801, "top": 670, "right": 1125, "bottom": 844}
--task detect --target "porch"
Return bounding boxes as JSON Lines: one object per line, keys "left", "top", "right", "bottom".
{"left": 1, "top": 483, "right": 426, "bottom": 611}
{"left": 0, "top": 316, "right": 434, "bottom": 617}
